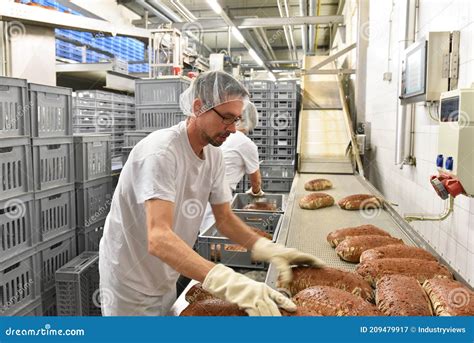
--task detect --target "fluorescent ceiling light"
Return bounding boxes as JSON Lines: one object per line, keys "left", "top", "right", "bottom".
{"left": 207, "top": 0, "right": 222, "bottom": 14}
{"left": 248, "top": 48, "right": 264, "bottom": 66}
{"left": 231, "top": 27, "right": 245, "bottom": 43}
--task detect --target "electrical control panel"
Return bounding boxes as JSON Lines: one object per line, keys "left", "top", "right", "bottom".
{"left": 437, "top": 88, "right": 474, "bottom": 196}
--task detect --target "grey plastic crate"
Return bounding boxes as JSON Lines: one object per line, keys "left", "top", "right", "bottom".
{"left": 32, "top": 137, "right": 74, "bottom": 192}
{"left": 124, "top": 131, "right": 149, "bottom": 146}
{"left": 13, "top": 296, "right": 42, "bottom": 316}
{"left": 269, "top": 127, "right": 296, "bottom": 137}
{"left": 260, "top": 160, "right": 295, "bottom": 179}
{"left": 0, "top": 137, "right": 33, "bottom": 201}
{"left": 253, "top": 100, "right": 271, "bottom": 109}
{"left": 230, "top": 193, "right": 285, "bottom": 213}
{"left": 257, "top": 145, "right": 270, "bottom": 156}
{"left": 272, "top": 80, "right": 297, "bottom": 91}
{"left": 34, "top": 184, "right": 76, "bottom": 243}
{"left": 74, "top": 134, "right": 112, "bottom": 183}
{"left": 0, "top": 252, "right": 41, "bottom": 316}
{"left": 198, "top": 212, "right": 282, "bottom": 269}
{"left": 271, "top": 90, "right": 296, "bottom": 100}
{"left": 249, "top": 90, "right": 271, "bottom": 99}
{"left": 271, "top": 146, "right": 295, "bottom": 156}
{"left": 37, "top": 230, "right": 77, "bottom": 293}
{"left": 76, "top": 176, "right": 113, "bottom": 228}
{"left": 0, "top": 193, "right": 35, "bottom": 261}
{"left": 136, "top": 106, "right": 186, "bottom": 131}
{"left": 42, "top": 287, "right": 57, "bottom": 316}
{"left": 270, "top": 137, "right": 296, "bottom": 147}
{"left": 250, "top": 127, "right": 269, "bottom": 136}
{"left": 262, "top": 178, "right": 293, "bottom": 192}
{"left": 135, "top": 77, "right": 190, "bottom": 106}
{"left": 29, "top": 83, "right": 72, "bottom": 137}
{"left": 273, "top": 100, "right": 297, "bottom": 109}
{"left": 245, "top": 80, "right": 272, "bottom": 90}
{"left": 0, "top": 76, "right": 30, "bottom": 138}
{"left": 55, "top": 252, "right": 101, "bottom": 316}
{"left": 77, "top": 219, "right": 105, "bottom": 254}
{"left": 252, "top": 136, "right": 270, "bottom": 146}
{"left": 75, "top": 90, "right": 113, "bottom": 102}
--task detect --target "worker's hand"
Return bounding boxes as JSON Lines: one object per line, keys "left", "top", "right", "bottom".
{"left": 246, "top": 188, "right": 265, "bottom": 197}
{"left": 251, "top": 238, "right": 326, "bottom": 287}
{"left": 202, "top": 264, "right": 296, "bottom": 316}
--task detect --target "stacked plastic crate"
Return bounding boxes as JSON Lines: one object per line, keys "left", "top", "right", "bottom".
{"left": 0, "top": 76, "right": 42, "bottom": 316}
{"left": 236, "top": 80, "right": 299, "bottom": 193}
{"left": 29, "top": 82, "right": 78, "bottom": 316}
{"left": 72, "top": 90, "right": 135, "bottom": 158}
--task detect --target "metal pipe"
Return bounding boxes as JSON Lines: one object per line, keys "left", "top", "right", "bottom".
{"left": 299, "top": 0, "right": 308, "bottom": 54}
{"left": 404, "top": 195, "right": 454, "bottom": 222}
{"left": 252, "top": 28, "right": 273, "bottom": 60}
{"left": 314, "top": 0, "right": 321, "bottom": 54}
{"left": 136, "top": 0, "right": 171, "bottom": 23}
{"left": 283, "top": 0, "right": 297, "bottom": 60}
{"left": 170, "top": 0, "right": 197, "bottom": 22}
{"left": 308, "top": 0, "right": 316, "bottom": 55}
{"left": 147, "top": 0, "right": 183, "bottom": 22}
{"left": 277, "top": 0, "right": 294, "bottom": 60}
{"left": 258, "top": 27, "right": 278, "bottom": 61}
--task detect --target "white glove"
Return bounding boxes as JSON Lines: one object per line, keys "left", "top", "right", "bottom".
{"left": 202, "top": 264, "right": 296, "bottom": 316}
{"left": 246, "top": 188, "right": 265, "bottom": 197}
{"left": 251, "top": 238, "right": 326, "bottom": 286}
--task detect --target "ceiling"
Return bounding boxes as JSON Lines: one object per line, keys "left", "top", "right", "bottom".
{"left": 118, "top": 0, "right": 342, "bottom": 70}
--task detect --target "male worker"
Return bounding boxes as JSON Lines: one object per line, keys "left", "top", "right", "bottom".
{"left": 99, "top": 71, "right": 324, "bottom": 316}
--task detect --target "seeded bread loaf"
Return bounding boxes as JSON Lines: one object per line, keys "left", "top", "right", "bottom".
{"left": 422, "top": 278, "right": 474, "bottom": 316}
{"left": 360, "top": 244, "right": 437, "bottom": 263}
{"left": 180, "top": 299, "right": 247, "bottom": 316}
{"left": 185, "top": 283, "right": 215, "bottom": 304}
{"left": 335, "top": 235, "right": 404, "bottom": 263}
{"left": 293, "top": 286, "right": 383, "bottom": 316}
{"left": 299, "top": 193, "right": 334, "bottom": 210}
{"left": 304, "top": 179, "right": 333, "bottom": 191}
{"left": 356, "top": 258, "right": 453, "bottom": 287}
{"left": 243, "top": 202, "right": 277, "bottom": 211}
{"left": 280, "top": 266, "right": 374, "bottom": 302}
{"left": 327, "top": 225, "right": 391, "bottom": 248}
{"left": 338, "top": 194, "right": 383, "bottom": 210}
{"left": 376, "top": 275, "right": 433, "bottom": 316}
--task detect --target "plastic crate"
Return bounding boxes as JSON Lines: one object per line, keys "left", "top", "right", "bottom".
{"left": 77, "top": 219, "right": 105, "bottom": 254}
{"left": 272, "top": 80, "right": 298, "bottom": 91}
{"left": 34, "top": 183, "right": 76, "bottom": 242}
{"left": 251, "top": 127, "right": 269, "bottom": 136}
{"left": 121, "top": 146, "right": 133, "bottom": 166}
{"left": 74, "top": 134, "right": 112, "bottom": 182}
{"left": 76, "top": 176, "right": 113, "bottom": 228}
{"left": 55, "top": 252, "right": 101, "bottom": 316}
{"left": 257, "top": 145, "right": 270, "bottom": 156}
{"left": 32, "top": 137, "right": 75, "bottom": 192}
{"left": 14, "top": 296, "right": 42, "bottom": 316}
{"left": 271, "top": 146, "right": 295, "bottom": 157}
{"left": 135, "top": 77, "right": 190, "bottom": 106}
{"left": 230, "top": 193, "right": 285, "bottom": 213}
{"left": 0, "top": 252, "right": 41, "bottom": 316}
{"left": 249, "top": 90, "right": 271, "bottom": 100}
{"left": 269, "top": 111, "right": 296, "bottom": 129}
{"left": 271, "top": 90, "right": 296, "bottom": 100}
{"left": 124, "top": 131, "right": 148, "bottom": 146}
{"left": 42, "top": 287, "right": 57, "bottom": 316}
{"left": 260, "top": 160, "right": 295, "bottom": 179}
{"left": 270, "top": 137, "right": 296, "bottom": 147}
{"left": 253, "top": 100, "right": 271, "bottom": 109}
{"left": 37, "top": 230, "right": 77, "bottom": 293}
{"left": 262, "top": 178, "right": 293, "bottom": 192}
{"left": 136, "top": 106, "right": 186, "bottom": 131}
{"left": 269, "top": 127, "right": 296, "bottom": 137}
{"left": 197, "top": 212, "right": 282, "bottom": 269}
{"left": 273, "top": 100, "right": 297, "bottom": 109}
{"left": 0, "top": 193, "right": 35, "bottom": 261}
{"left": 245, "top": 80, "right": 272, "bottom": 90}
{"left": 75, "top": 90, "right": 113, "bottom": 102}
{"left": 29, "top": 83, "right": 73, "bottom": 137}
{"left": 251, "top": 136, "right": 270, "bottom": 146}
{"left": 0, "top": 137, "right": 33, "bottom": 201}
{"left": 0, "top": 76, "right": 30, "bottom": 138}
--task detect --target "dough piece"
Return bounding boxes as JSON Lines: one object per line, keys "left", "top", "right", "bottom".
{"left": 185, "top": 283, "right": 215, "bottom": 304}
{"left": 422, "top": 278, "right": 474, "bottom": 316}
{"left": 243, "top": 202, "right": 278, "bottom": 211}
{"left": 360, "top": 244, "right": 437, "bottom": 263}
{"left": 327, "top": 224, "right": 391, "bottom": 248}
{"left": 180, "top": 299, "right": 247, "bottom": 316}
{"left": 338, "top": 194, "right": 383, "bottom": 210}
{"left": 335, "top": 235, "right": 404, "bottom": 263}
{"left": 299, "top": 193, "right": 334, "bottom": 210}
{"left": 304, "top": 179, "right": 333, "bottom": 191}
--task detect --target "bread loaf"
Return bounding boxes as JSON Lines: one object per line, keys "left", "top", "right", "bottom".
{"left": 327, "top": 224, "right": 391, "bottom": 248}
{"left": 299, "top": 193, "right": 334, "bottom": 210}
{"left": 338, "top": 194, "right": 383, "bottom": 210}
{"left": 360, "top": 244, "right": 437, "bottom": 263}
{"left": 422, "top": 278, "right": 474, "bottom": 316}
{"left": 180, "top": 299, "right": 247, "bottom": 316}
{"left": 210, "top": 227, "right": 272, "bottom": 257}
{"left": 293, "top": 286, "right": 383, "bottom": 316}
{"left": 304, "top": 178, "right": 333, "bottom": 191}
{"left": 335, "top": 235, "right": 404, "bottom": 263}
{"left": 185, "top": 283, "right": 215, "bottom": 304}
{"left": 356, "top": 258, "right": 453, "bottom": 287}
{"left": 376, "top": 275, "right": 433, "bottom": 316}
{"left": 280, "top": 266, "right": 374, "bottom": 302}
{"left": 243, "top": 202, "right": 277, "bottom": 211}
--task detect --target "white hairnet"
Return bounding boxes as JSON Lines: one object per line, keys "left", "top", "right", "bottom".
{"left": 180, "top": 71, "right": 250, "bottom": 117}
{"left": 237, "top": 102, "right": 259, "bottom": 132}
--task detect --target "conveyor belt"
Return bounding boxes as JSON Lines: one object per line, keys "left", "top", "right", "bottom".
{"left": 266, "top": 172, "right": 471, "bottom": 289}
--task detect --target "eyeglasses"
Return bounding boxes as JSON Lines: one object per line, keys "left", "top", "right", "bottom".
{"left": 212, "top": 107, "right": 242, "bottom": 125}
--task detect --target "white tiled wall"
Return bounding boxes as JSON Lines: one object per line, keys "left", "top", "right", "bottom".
{"left": 364, "top": 0, "right": 474, "bottom": 285}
